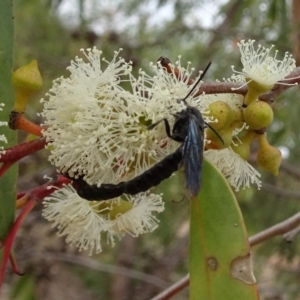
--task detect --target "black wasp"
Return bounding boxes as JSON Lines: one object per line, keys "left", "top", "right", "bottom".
{"left": 68, "top": 59, "right": 222, "bottom": 200}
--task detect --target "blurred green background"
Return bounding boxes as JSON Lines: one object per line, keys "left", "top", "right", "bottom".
{"left": 4, "top": 0, "right": 300, "bottom": 299}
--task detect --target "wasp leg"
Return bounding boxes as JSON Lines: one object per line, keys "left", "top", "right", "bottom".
{"left": 205, "top": 122, "right": 224, "bottom": 145}
{"left": 147, "top": 118, "right": 172, "bottom": 138}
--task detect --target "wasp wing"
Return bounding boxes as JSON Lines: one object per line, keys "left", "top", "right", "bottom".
{"left": 182, "top": 112, "right": 204, "bottom": 198}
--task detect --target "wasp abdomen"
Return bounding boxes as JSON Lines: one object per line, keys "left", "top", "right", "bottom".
{"left": 124, "top": 146, "right": 183, "bottom": 195}
{"left": 77, "top": 182, "right": 126, "bottom": 201}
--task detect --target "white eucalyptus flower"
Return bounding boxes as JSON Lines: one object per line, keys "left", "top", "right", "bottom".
{"left": 42, "top": 185, "right": 164, "bottom": 255}
{"left": 41, "top": 48, "right": 134, "bottom": 184}
{"left": 232, "top": 39, "right": 296, "bottom": 87}
{"left": 43, "top": 185, "right": 109, "bottom": 254}
{"left": 107, "top": 192, "right": 164, "bottom": 246}
{"left": 40, "top": 48, "right": 172, "bottom": 185}
{"left": 204, "top": 147, "right": 261, "bottom": 191}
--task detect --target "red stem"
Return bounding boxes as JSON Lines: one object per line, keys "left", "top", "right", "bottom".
{"left": 9, "top": 112, "right": 43, "bottom": 137}
{"left": 9, "top": 253, "right": 24, "bottom": 276}
{"left": 17, "top": 175, "right": 71, "bottom": 201}
{"left": 0, "top": 138, "right": 46, "bottom": 163}
{"left": 0, "top": 176, "right": 71, "bottom": 287}
{"left": 16, "top": 115, "right": 43, "bottom": 137}
{"left": 0, "top": 197, "right": 36, "bottom": 286}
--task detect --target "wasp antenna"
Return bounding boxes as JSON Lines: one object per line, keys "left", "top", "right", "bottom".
{"left": 182, "top": 62, "right": 211, "bottom": 104}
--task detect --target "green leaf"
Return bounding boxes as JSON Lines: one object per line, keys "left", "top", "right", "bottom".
{"left": 189, "top": 160, "right": 259, "bottom": 300}
{"left": 0, "top": 1, "right": 17, "bottom": 240}
{"left": 11, "top": 273, "right": 37, "bottom": 300}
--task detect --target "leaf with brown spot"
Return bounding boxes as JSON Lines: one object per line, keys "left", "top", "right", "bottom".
{"left": 189, "top": 159, "right": 259, "bottom": 300}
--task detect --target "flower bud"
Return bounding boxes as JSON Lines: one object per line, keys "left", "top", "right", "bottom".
{"left": 243, "top": 101, "right": 273, "bottom": 130}
{"left": 232, "top": 131, "right": 256, "bottom": 160}
{"left": 206, "top": 126, "right": 232, "bottom": 149}
{"left": 231, "top": 105, "right": 243, "bottom": 123}
{"left": 109, "top": 199, "right": 133, "bottom": 220}
{"left": 257, "top": 134, "right": 282, "bottom": 176}
{"left": 206, "top": 101, "right": 233, "bottom": 131}
{"left": 12, "top": 60, "right": 43, "bottom": 112}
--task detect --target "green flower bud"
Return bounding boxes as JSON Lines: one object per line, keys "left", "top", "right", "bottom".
{"left": 206, "top": 101, "right": 233, "bottom": 131}
{"left": 232, "top": 131, "right": 256, "bottom": 160}
{"left": 231, "top": 105, "right": 243, "bottom": 123}
{"left": 257, "top": 134, "right": 282, "bottom": 176}
{"left": 12, "top": 60, "right": 43, "bottom": 112}
{"left": 109, "top": 200, "right": 133, "bottom": 220}
{"left": 243, "top": 101, "right": 273, "bottom": 130}
{"left": 206, "top": 126, "right": 233, "bottom": 149}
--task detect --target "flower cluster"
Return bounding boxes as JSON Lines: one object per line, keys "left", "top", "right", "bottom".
{"left": 40, "top": 40, "right": 295, "bottom": 253}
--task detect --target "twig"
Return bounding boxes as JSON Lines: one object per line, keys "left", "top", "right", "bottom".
{"left": 161, "top": 56, "right": 300, "bottom": 103}
{"left": 150, "top": 275, "right": 189, "bottom": 300}
{"left": 200, "top": 67, "right": 300, "bottom": 101}
{"left": 283, "top": 226, "right": 300, "bottom": 242}
{"left": 249, "top": 212, "right": 300, "bottom": 246}
{"left": 151, "top": 211, "right": 300, "bottom": 300}
{"left": 42, "top": 252, "right": 169, "bottom": 288}
{"left": 280, "top": 161, "right": 300, "bottom": 180}
{"left": 261, "top": 182, "right": 300, "bottom": 199}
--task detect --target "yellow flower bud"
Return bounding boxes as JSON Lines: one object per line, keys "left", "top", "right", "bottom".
{"left": 232, "top": 131, "right": 256, "bottom": 160}
{"left": 109, "top": 199, "right": 133, "bottom": 220}
{"left": 206, "top": 101, "right": 233, "bottom": 131}
{"left": 206, "top": 126, "right": 233, "bottom": 149}
{"left": 231, "top": 105, "right": 243, "bottom": 123}
{"left": 12, "top": 60, "right": 43, "bottom": 112}
{"left": 257, "top": 134, "right": 282, "bottom": 176}
{"left": 243, "top": 101, "right": 273, "bottom": 130}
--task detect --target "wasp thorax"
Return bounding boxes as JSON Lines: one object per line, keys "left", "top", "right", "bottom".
{"left": 243, "top": 100, "right": 273, "bottom": 130}
{"left": 206, "top": 101, "right": 233, "bottom": 131}
{"left": 12, "top": 60, "right": 43, "bottom": 113}
{"left": 257, "top": 134, "right": 282, "bottom": 176}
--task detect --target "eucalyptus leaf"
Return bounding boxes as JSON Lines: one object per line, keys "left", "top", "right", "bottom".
{"left": 0, "top": 1, "right": 17, "bottom": 240}
{"left": 189, "top": 160, "right": 259, "bottom": 300}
